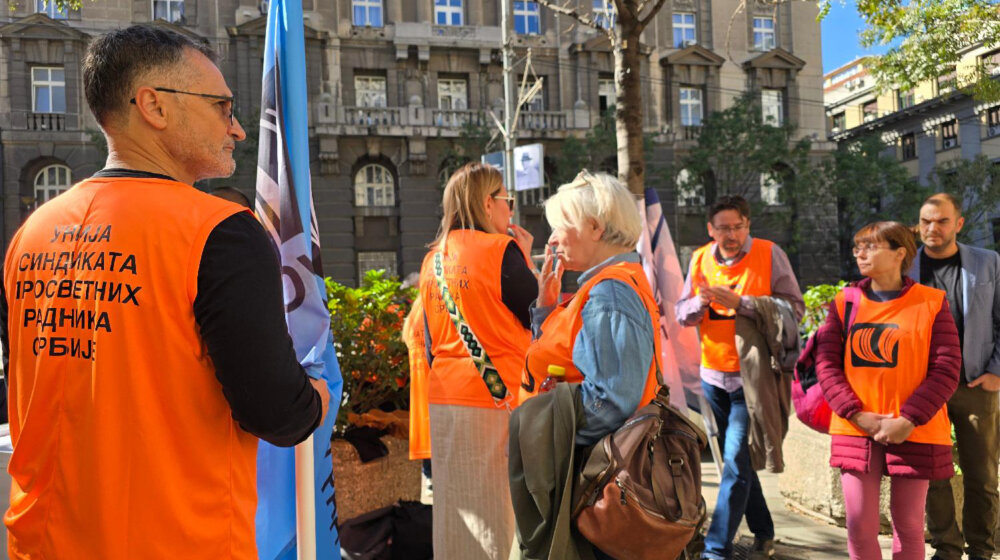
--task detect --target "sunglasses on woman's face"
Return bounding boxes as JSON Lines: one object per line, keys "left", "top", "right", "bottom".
{"left": 493, "top": 194, "right": 515, "bottom": 211}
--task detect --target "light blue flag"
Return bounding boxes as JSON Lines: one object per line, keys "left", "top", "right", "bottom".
{"left": 254, "top": 0, "right": 343, "bottom": 558}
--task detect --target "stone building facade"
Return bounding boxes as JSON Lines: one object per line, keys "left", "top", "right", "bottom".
{"left": 0, "top": 0, "right": 835, "bottom": 286}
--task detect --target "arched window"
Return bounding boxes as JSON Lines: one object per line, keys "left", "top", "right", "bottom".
{"left": 34, "top": 164, "right": 72, "bottom": 205}
{"left": 676, "top": 168, "right": 705, "bottom": 207}
{"left": 354, "top": 163, "right": 395, "bottom": 207}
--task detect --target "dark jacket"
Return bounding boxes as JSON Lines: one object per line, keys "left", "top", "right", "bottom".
{"left": 815, "top": 277, "right": 961, "bottom": 479}
{"left": 508, "top": 383, "right": 596, "bottom": 560}
{"left": 908, "top": 243, "right": 1000, "bottom": 383}
{"left": 735, "top": 296, "right": 796, "bottom": 473}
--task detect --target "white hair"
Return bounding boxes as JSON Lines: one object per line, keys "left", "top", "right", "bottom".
{"left": 543, "top": 171, "right": 642, "bottom": 248}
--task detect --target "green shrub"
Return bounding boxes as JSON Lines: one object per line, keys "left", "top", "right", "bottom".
{"left": 800, "top": 281, "right": 847, "bottom": 337}
{"left": 326, "top": 270, "right": 417, "bottom": 435}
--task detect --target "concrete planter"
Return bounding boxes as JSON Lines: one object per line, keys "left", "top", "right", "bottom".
{"left": 332, "top": 435, "right": 422, "bottom": 522}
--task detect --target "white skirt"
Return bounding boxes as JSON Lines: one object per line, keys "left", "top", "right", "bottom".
{"left": 429, "top": 403, "right": 515, "bottom": 560}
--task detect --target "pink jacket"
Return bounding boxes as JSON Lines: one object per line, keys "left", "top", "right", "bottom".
{"left": 815, "top": 277, "right": 960, "bottom": 480}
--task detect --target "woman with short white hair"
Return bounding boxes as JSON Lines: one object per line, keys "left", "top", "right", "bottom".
{"left": 520, "top": 170, "right": 660, "bottom": 445}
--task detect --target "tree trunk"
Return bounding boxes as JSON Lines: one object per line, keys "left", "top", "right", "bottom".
{"left": 614, "top": 17, "right": 646, "bottom": 196}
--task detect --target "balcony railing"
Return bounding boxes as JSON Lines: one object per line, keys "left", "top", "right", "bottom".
{"left": 681, "top": 125, "right": 701, "bottom": 140}
{"left": 8, "top": 111, "right": 71, "bottom": 131}
{"left": 518, "top": 110, "right": 566, "bottom": 131}
{"left": 432, "top": 109, "right": 488, "bottom": 128}
{"left": 320, "top": 106, "right": 588, "bottom": 134}
{"left": 343, "top": 106, "right": 402, "bottom": 127}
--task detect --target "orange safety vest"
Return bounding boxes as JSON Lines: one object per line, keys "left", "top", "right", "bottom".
{"left": 3, "top": 177, "right": 259, "bottom": 560}
{"left": 691, "top": 239, "right": 773, "bottom": 372}
{"left": 519, "top": 261, "right": 661, "bottom": 408}
{"left": 403, "top": 297, "right": 431, "bottom": 460}
{"left": 418, "top": 230, "right": 532, "bottom": 408}
{"left": 829, "top": 284, "right": 953, "bottom": 445}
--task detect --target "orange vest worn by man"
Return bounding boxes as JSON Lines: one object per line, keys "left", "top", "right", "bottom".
{"left": 830, "top": 283, "right": 953, "bottom": 445}
{"left": 2, "top": 175, "right": 321, "bottom": 560}
{"left": 519, "top": 261, "right": 661, "bottom": 407}
{"left": 690, "top": 238, "right": 774, "bottom": 372}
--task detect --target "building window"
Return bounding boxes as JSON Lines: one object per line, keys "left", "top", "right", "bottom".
{"left": 514, "top": 2, "right": 540, "bottom": 34}
{"left": 862, "top": 100, "right": 878, "bottom": 123}
{"left": 35, "top": 0, "right": 67, "bottom": 18}
{"left": 761, "top": 88, "right": 783, "bottom": 126}
{"left": 673, "top": 12, "right": 697, "bottom": 48}
{"left": 355, "top": 76, "right": 387, "bottom": 108}
{"left": 598, "top": 78, "right": 616, "bottom": 114}
{"left": 354, "top": 163, "right": 395, "bottom": 207}
{"left": 593, "top": 0, "right": 616, "bottom": 29}
{"left": 437, "top": 78, "right": 467, "bottom": 110}
{"left": 676, "top": 169, "right": 704, "bottom": 207}
{"left": 35, "top": 164, "right": 72, "bottom": 205}
{"left": 760, "top": 173, "right": 781, "bottom": 206}
{"left": 938, "top": 69, "right": 957, "bottom": 95}
{"left": 897, "top": 89, "right": 915, "bottom": 110}
{"left": 153, "top": 0, "right": 184, "bottom": 22}
{"left": 831, "top": 112, "right": 846, "bottom": 132}
{"left": 352, "top": 0, "right": 382, "bottom": 27}
{"left": 435, "top": 0, "right": 463, "bottom": 26}
{"left": 522, "top": 78, "right": 545, "bottom": 112}
{"left": 32, "top": 67, "right": 66, "bottom": 114}
{"left": 679, "top": 87, "right": 703, "bottom": 127}
{"left": 983, "top": 50, "right": 1000, "bottom": 77}
{"left": 988, "top": 106, "right": 1000, "bottom": 138}
{"left": 941, "top": 120, "right": 958, "bottom": 150}
{"left": 752, "top": 17, "right": 775, "bottom": 51}
{"left": 901, "top": 133, "right": 916, "bottom": 160}
{"left": 357, "top": 251, "right": 398, "bottom": 285}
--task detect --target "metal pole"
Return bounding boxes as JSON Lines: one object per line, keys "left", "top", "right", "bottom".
{"left": 500, "top": 0, "right": 519, "bottom": 224}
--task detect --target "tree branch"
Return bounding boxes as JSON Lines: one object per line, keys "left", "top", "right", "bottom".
{"left": 537, "top": 0, "right": 602, "bottom": 30}
{"left": 638, "top": 0, "right": 669, "bottom": 30}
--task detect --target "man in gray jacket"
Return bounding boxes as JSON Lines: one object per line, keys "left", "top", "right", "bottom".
{"left": 909, "top": 193, "right": 1000, "bottom": 560}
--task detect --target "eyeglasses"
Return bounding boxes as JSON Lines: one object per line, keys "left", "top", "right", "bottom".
{"left": 130, "top": 87, "right": 237, "bottom": 126}
{"left": 493, "top": 194, "right": 515, "bottom": 211}
{"left": 712, "top": 223, "right": 748, "bottom": 234}
{"left": 852, "top": 243, "right": 891, "bottom": 257}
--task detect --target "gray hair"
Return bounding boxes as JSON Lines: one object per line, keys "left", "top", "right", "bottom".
{"left": 543, "top": 171, "right": 642, "bottom": 248}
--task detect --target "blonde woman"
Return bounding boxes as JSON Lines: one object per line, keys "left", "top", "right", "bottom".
{"left": 418, "top": 162, "right": 537, "bottom": 559}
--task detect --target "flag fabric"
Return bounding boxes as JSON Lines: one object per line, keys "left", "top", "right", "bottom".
{"left": 254, "top": 0, "right": 344, "bottom": 559}
{"left": 636, "top": 188, "right": 703, "bottom": 409}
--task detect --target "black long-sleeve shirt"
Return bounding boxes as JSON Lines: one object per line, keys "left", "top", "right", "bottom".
{"left": 1, "top": 171, "right": 321, "bottom": 446}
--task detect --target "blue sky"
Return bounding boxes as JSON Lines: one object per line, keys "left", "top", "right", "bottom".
{"left": 820, "top": 1, "right": 889, "bottom": 73}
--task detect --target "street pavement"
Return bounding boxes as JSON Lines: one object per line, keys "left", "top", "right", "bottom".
{"left": 699, "top": 458, "right": 943, "bottom": 560}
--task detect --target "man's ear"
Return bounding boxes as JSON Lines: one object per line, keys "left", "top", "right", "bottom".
{"left": 131, "top": 87, "right": 170, "bottom": 131}
{"left": 955, "top": 215, "right": 965, "bottom": 234}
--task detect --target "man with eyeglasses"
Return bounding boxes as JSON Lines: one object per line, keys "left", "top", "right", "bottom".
{"left": 676, "top": 195, "right": 803, "bottom": 560}
{"left": 0, "top": 25, "right": 328, "bottom": 559}
{"left": 911, "top": 193, "right": 1000, "bottom": 560}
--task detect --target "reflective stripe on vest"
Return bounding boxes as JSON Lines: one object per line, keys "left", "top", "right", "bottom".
{"left": 828, "top": 284, "right": 952, "bottom": 445}
{"left": 419, "top": 230, "right": 532, "bottom": 408}
{"left": 3, "top": 177, "right": 258, "bottom": 560}
{"left": 693, "top": 239, "right": 773, "bottom": 372}
{"left": 519, "top": 261, "right": 661, "bottom": 409}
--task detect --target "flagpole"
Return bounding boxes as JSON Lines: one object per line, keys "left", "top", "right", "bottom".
{"left": 296, "top": 436, "right": 318, "bottom": 560}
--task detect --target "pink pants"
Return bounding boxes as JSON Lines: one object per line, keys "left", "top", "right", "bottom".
{"left": 840, "top": 443, "right": 929, "bottom": 560}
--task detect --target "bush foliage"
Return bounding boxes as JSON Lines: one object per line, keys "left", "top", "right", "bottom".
{"left": 326, "top": 270, "right": 417, "bottom": 435}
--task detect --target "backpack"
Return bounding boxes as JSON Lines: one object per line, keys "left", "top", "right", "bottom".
{"left": 572, "top": 386, "right": 707, "bottom": 560}
{"left": 792, "top": 286, "right": 860, "bottom": 433}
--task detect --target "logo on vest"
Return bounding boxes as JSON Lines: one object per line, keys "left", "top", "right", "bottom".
{"left": 848, "top": 322, "right": 900, "bottom": 368}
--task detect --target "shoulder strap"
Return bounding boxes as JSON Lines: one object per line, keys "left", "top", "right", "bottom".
{"left": 842, "top": 286, "right": 861, "bottom": 336}
{"left": 432, "top": 251, "right": 511, "bottom": 407}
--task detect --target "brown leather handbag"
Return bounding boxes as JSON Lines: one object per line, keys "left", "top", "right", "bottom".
{"left": 572, "top": 386, "right": 707, "bottom": 560}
